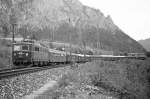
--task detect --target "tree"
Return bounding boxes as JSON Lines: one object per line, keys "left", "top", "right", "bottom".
{"left": 1, "top": 26, "right": 9, "bottom": 37}
{"left": 30, "top": 33, "right": 38, "bottom": 40}
{"left": 0, "top": 0, "right": 19, "bottom": 37}
{"left": 146, "top": 51, "right": 150, "bottom": 57}
{"left": 0, "top": 0, "right": 12, "bottom": 37}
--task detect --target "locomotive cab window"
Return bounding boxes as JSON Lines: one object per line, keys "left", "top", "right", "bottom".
{"left": 34, "top": 47, "right": 39, "bottom": 51}
{"left": 22, "top": 45, "right": 29, "bottom": 51}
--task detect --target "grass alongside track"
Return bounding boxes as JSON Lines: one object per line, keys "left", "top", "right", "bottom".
{"left": 46, "top": 59, "right": 150, "bottom": 99}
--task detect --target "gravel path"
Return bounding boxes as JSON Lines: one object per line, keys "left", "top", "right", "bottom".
{"left": 0, "top": 65, "right": 71, "bottom": 99}
{"left": 23, "top": 80, "right": 57, "bottom": 99}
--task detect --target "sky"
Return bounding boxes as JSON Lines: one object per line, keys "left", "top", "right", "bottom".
{"left": 80, "top": 0, "right": 150, "bottom": 41}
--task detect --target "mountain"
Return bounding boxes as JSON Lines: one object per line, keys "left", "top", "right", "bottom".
{"left": 0, "top": 0, "right": 145, "bottom": 52}
{"left": 139, "top": 38, "right": 150, "bottom": 51}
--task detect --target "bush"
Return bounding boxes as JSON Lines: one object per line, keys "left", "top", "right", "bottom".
{"left": 0, "top": 40, "right": 11, "bottom": 69}
{"left": 146, "top": 51, "right": 150, "bottom": 57}
{"left": 47, "top": 59, "right": 150, "bottom": 99}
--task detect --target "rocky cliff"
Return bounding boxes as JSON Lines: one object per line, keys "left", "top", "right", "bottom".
{"left": 0, "top": 0, "right": 145, "bottom": 52}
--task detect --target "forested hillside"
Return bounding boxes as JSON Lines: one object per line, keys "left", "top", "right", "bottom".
{"left": 0, "top": 0, "right": 145, "bottom": 53}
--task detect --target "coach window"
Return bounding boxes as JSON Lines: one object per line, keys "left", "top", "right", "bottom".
{"left": 35, "top": 47, "right": 39, "bottom": 51}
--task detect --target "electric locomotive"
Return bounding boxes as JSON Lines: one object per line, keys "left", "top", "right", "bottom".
{"left": 13, "top": 40, "right": 33, "bottom": 66}
{"left": 13, "top": 39, "right": 51, "bottom": 66}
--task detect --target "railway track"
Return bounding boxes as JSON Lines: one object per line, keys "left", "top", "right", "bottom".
{"left": 0, "top": 64, "right": 69, "bottom": 79}
{"left": 0, "top": 55, "right": 146, "bottom": 79}
{"left": 0, "top": 68, "right": 13, "bottom": 73}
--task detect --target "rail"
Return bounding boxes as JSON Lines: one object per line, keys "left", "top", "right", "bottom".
{"left": 0, "top": 64, "right": 68, "bottom": 79}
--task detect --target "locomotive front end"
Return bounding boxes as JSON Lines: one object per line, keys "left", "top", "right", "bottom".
{"left": 13, "top": 42, "right": 32, "bottom": 65}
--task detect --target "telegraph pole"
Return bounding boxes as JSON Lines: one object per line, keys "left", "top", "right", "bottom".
{"left": 68, "top": 18, "right": 73, "bottom": 64}
{"left": 69, "top": 18, "right": 72, "bottom": 54}
{"left": 12, "top": 24, "right": 15, "bottom": 43}
{"left": 10, "top": 6, "right": 17, "bottom": 66}
{"left": 11, "top": 23, "right": 16, "bottom": 65}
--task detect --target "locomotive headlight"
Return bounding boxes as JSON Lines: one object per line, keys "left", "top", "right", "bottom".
{"left": 19, "top": 52, "right": 23, "bottom": 54}
{"left": 14, "top": 53, "right": 16, "bottom": 56}
{"left": 26, "top": 53, "right": 29, "bottom": 56}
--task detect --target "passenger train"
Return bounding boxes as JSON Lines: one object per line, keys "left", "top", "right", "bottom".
{"left": 12, "top": 39, "right": 147, "bottom": 67}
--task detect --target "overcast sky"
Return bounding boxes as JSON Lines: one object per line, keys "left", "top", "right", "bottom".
{"left": 80, "top": 0, "right": 150, "bottom": 41}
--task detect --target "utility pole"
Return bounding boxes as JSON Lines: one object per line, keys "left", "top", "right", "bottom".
{"left": 12, "top": 24, "right": 15, "bottom": 43}
{"left": 69, "top": 18, "right": 72, "bottom": 54}
{"left": 68, "top": 18, "right": 73, "bottom": 64}
{"left": 11, "top": 23, "right": 17, "bottom": 65}
{"left": 10, "top": 6, "right": 17, "bottom": 66}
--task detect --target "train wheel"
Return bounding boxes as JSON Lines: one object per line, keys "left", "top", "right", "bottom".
{"left": 32, "top": 62, "right": 34, "bottom": 66}
{"left": 33, "top": 62, "right": 38, "bottom": 66}
{"left": 38, "top": 62, "right": 43, "bottom": 67}
{"left": 38, "top": 62, "right": 40, "bottom": 67}
{"left": 48, "top": 62, "right": 51, "bottom": 65}
{"left": 13, "top": 62, "right": 19, "bottom": 66}
{"left": 40, "top": 62, "right": 42, "bottom": 66}
{"left": 43, "top": 62, "right": 46, "bottom": 66}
